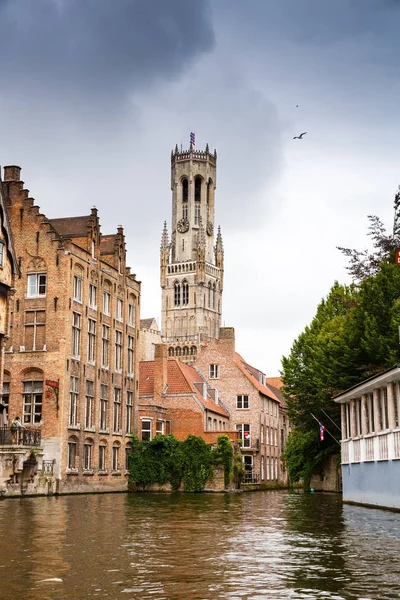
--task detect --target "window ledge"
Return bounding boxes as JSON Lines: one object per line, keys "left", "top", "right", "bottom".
{"left": 83, "top": 470, "right": 94, "bottom": 476}
{"left": 84, "top": 427, "right": 96, "bottom": 433}
{"left": 111, "top": 470, "right": 122, "bottom": 476}
{"left": 68, "top": 424, "right": 81, "bottom": 431}
{"left": 98, "top": 470, "right": 108, "bottom": 476}
{"left": 113, "top": 431, "right": 123, "bottom": 436}
{"left": 99, "top": 429, "right": 109, "bottom": 435}
{"left": 66, "top": 469, "right": 79, "bottom": 475}
{"left": 87, "top": 361, "right": 96, "bottom": 366}
{"left": 88, "top": 306, "right": 98, "bottom": 311}
{"left": 71, "top": 356, "right": 81, "bottom": 362}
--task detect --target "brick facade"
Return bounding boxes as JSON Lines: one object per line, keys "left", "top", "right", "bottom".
{"left": 139, "top": 317, "right": 161, "bottom": 361}
{"left": 194, "top": 328, "right": 283, "bottom": 484}
{"left": 139, "top": 344, "right": 238, "bottom": 444}
{"left": 2, "top": 166, "right": 140, "bottom": 494}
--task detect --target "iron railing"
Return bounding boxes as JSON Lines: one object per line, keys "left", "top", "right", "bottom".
{"left": 243, "top": 469, "right": 260, "bottom": 484}
{"left": 0, "top": 426, "right": 41, "bottom": 447}
{"left": 42, "top": 460, "right": 55, "bottom": 475}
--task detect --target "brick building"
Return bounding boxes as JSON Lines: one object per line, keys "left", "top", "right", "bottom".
{"left": 2, "top": 165, "right": 140, "bottom": 494}
{"left": 0, "top": 169, "right": 18, "bottom": 423}
{"left": 139, "top": 344, "right": 238, "bottom": 445}
{"left": 194, "top": 328, "right": 283, "bottom": 483}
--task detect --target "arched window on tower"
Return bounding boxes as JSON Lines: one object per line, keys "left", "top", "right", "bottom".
{"left": 182, "top": 280, "right": 189, "bottom": 306}
{"left": 174, "top": 282, "right": 181, "bottom": 307}
{"left": 194, "top": 176, "right": 202, "bottom": 202}
{"left": 168, "top": 347, "right": 174, "bottom": 357}
{"left": 213, "top": 283, "right": 216, "bottom": 309}
{"left": 208, "top": 282, "right": 212, "bottom": 307}
{"left": 182, "top": 178, "right": 188, "bottom": 202}
{"left": 182, "top": 178, "right": 188, "bottom": 220}
{"left": 176, "top": 347, "right": 182, "bottom": 357}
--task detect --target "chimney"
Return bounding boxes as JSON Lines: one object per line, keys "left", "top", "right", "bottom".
{"left": 3, "top": 166, "right": 21, "bottom": 181}
{"left": 154, "top": 344, "right": 168, "bottom": 398}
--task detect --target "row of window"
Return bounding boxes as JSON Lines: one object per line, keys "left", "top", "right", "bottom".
{"left": 236, "top": 424, "right": 279, "bottom": 449}
{"left": 168, "top": 346, "right": 197, "bottom": 358}
{"left": 71, "top": 312, "right": 134, "bottom": 373}
{"left": 26, "top": 273, "right": 136, "bottom": 327}
{"left": 69, "top": 378, "right": 134, "bottom": 433}
{"left": 67, "top": 437, "right": 132, "bottom": 472}
{"left": 180, "top": 176, "right": 213, "bottom": 203}
{"left": 243, "top": 455, "right": 279, "bottom": 481}
{"left": 206, "top": 417, "right": 228, "bottom": 431}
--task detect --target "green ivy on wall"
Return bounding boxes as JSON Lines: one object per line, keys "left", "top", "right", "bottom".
{"left": 128, "top": 434, "right": 233, "bottom": 492}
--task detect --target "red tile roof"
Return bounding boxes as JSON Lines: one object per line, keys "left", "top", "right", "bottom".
{"left": 234, "top": 353, "right": 280, "bottom": 403}
{"left": 139, "top": 359, "right": 228, "bottom": 417}
{"left": 265, "top": 377, "right": 283, "bottom": 390}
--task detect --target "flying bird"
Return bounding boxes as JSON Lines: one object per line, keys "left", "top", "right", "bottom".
{"left": 293, "top": 132, "right": 307, "bottom": 140}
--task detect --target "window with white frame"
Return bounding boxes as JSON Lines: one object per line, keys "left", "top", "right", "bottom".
{"left": 71, "top": 312, "right": 81, "bottom": 358}
{"left": 100, "top": 384, "right": 108, "bottom": 430}
{"left": 0, "top": 241, "right": 4, "bottom": 266}
{"left": 266, "top": 426, "right": 269, "bottom": 445}
{"left": 126, "top": 391, "right": 133, "bottom": 433}
{"left": 89, "top": 284, "right": 97, "bottom": 309}
{"left": 236, "top": 423, "right": 251, "bottom": 448}
{"left": 113, "top": 387, "right": 121, "bottom": 432}
{"left": 128, "top": 303, "right": 135, "bottom": 327}
{"left": 67, "top": 439, "right": 77, "bottom": 470}
{"left": 103, "top": 291, "right": 111, "bottom": 316}
{"left": 266, "top": 457, "right": 270, "bottom": 480}
{"left": 83, "top": 441, "right": 92, "bottom": 470}
{"left": 102, "top": 325, "right": 110, "bottom": 368}
{"left": 115, "top": 330, "right": 122, "bottom": 372}
{"left": 112, "top": 445, "right": 120, "bottom": 471}
{"left": 99, "top": 444, "right": 106, "bottom": 470}
{"left": 127, "top": 335, "right": 134, "bottom": 376}
{"left": 23, "top": 380, "right": 43, "bottom": 424}
{"left": 87, "top": 319, "right": 96, "bottom": 363}
{"left": 116, "top": 298, "right": 123, "bottom": 322}
{"left": 237, "top": 394, "right": 249, "bottom": 409}
{"left": 69, "top": 376, "right": 79, "bottom": 426}
{"left": 209, "top": 364, "right": 219, "bottom": 379}
{"left": 27, "top": 273, "right": 47, "bottom": 298}
{"left": 24, "top": 310, "right": 46, "bottom": 350}
{"left": 156, "top": 420, "right": 164, "bottom": 436}
{"left": 142, "top": 419, "right": 152, "bottom": 441}
{"left": 85, "top": 381, "right": 94, "bottom": 429}
{"left": 73, "top": 275, "right": 83, "bottom": 303}
{"left": 194, "top": 203, "right": 201, "bottom": 225}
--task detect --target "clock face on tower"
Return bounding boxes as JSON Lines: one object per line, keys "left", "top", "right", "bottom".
{"left": 177, "top": 218, "right": 189, "bottom": 233}
{"left": 206, "top": 221, "right": 214, "bottom": 236}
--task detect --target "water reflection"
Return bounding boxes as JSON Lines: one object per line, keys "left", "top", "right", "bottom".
{"left": 0, "top": 491, "right": 399, "bottom": 599}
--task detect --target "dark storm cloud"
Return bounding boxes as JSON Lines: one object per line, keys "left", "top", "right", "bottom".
{"left": 0, "top": 0, "right": 215, "bottom": 99}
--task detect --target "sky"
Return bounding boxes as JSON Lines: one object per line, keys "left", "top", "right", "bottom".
{"left": 1, "top": 0, "right": 400, "bottom": 375}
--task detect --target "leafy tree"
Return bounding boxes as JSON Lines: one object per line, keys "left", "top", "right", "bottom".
{"left": 282, "top": 428, "right": 335, "bottom": 487}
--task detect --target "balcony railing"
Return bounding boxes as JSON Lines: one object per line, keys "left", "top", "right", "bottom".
{"left": 243, "top": 469, "right": 260, "bottom": 484}
{"left": 0, "top": 426, "right": 41, "bottom": 447}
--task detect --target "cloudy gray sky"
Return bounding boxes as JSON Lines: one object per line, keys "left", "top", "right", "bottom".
{"left": 1, "top": 0, "right": 399, "bottom": 375}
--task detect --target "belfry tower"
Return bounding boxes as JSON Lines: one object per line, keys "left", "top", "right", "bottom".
{"left": 160, "top": 138, "right": 224, "bottom": 361}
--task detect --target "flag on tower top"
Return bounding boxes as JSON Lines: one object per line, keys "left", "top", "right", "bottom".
{"left": 319, "top": 421, "right": 326, "bottom": 442}
{"left": 190, "top": 132, "right": 195, "bottom": 147}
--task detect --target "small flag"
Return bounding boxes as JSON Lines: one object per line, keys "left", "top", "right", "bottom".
{"left": 190, "top": 132, "right": 195, "bottom": 147}
{"left": 244, "top": 431, "right": 250, "bottom": 439}
{"left": 319, "top": 421, "right": 326, "bottom": 442}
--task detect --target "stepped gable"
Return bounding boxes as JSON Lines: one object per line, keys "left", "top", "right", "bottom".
{"left": 234, "top": 352, "right": 281, "bottom": 403}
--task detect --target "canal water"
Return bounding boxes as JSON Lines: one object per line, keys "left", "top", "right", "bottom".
{"left": 0, "top": 491, "right": 399, "bottom": 600}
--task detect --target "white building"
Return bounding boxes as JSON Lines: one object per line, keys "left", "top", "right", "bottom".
{"left": 334, "top": 365, "right": 400, "bottom": 509}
